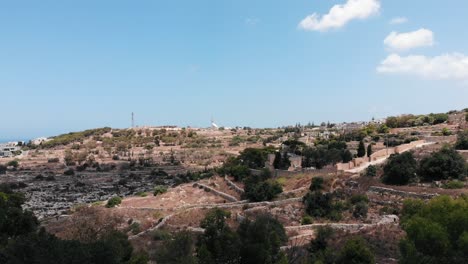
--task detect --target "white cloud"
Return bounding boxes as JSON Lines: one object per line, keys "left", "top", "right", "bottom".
{"left": 389, "top": 17, "right": 408, "bottom": 25}
{"left": 298, "top": 0, "right": 380, "bottom": 32}
{"left": 245, "top": 17, "right": 260, "bottom": 26}
{"left": 384, "top": 29, "right": 434, "bottom": 51}
{"left": 377, "top": 53, "right": 468, "bottom": 81}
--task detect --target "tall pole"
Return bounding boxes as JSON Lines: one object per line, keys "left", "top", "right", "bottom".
{"left": 131, "top": 112, "right": 135, "bottom": 128}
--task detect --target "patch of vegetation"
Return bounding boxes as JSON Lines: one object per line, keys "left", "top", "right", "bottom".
{"left": 153, "top": 185, "right": 168, "bottom": 196}
{"left": 40, "top": 127, "right": 112, "bottom": 148}
{"left": 399, "top": 196, "right": 468, "bottom": 263}
{"left": 442, "top": 180, "right": 465, "bottom": 189}
{"left": 106, "top": 196, "right": 122, "bottom": 208}
{"left": 455, "top": 130, "right": 468, "bottom": 150}
{"left": 418, "top": 147, "right": 466, "bottom": 182}
{"left": 243, "top": 169, "right": 283, "bottom": 202}
{"left": 386, "top": 113, "right": 449, "bottom": 128}
{"left": 382, "top": 152, "right": 418, "bottom": 185}
{"left": 0, "top": 184, "right": 142, "bottom": 264}
{"left": 365, "top": 165, "right": 377, "bottom": 177}
{"left": 301, "top": 215, "right": 313, "bottom": 225}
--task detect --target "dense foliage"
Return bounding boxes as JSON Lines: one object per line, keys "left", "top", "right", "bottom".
{"left": 385, "top": 113, "right": 448, "bottom": 128}
{"left": 308, "top": 227, "right": 375, "bottom": 264}
{"left": 399, "top": 196, "right": 468, "bottom": 264}
{"left": 243, "top": 170, "right": 282, "bottom": 202}
{"left": 418, "top": 147, "right": 467, "bottom": 181}
{"left": 0, "top": 185, "right": 142, "bottom": 264}
{"left": 158, "top": 209, "right": 288, "bottom": 264}
{"left": 455, "top": 130, "right": 468, "bottom": 150}
{"left": 382, "top": 152, "right": 418, "bottom": 185}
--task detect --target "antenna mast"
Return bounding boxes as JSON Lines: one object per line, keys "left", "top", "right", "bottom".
{"left": 131, "top": 112, "right": 135, "bottom": 128}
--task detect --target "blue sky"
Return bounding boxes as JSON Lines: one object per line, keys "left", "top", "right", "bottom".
{"left": 1, "top": 0, "right": 467, "bottom": 140}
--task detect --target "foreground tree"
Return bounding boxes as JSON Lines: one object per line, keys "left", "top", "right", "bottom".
{"left": 399, "top": 195, "right": 468, "bottom": 264}
{"left": 197, "top": 209, "right": 240, "bottom": 264}
{"left": 237, "top": 214, "right": 288, "bottom": 264}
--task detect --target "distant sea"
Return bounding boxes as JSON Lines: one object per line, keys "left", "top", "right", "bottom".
{"left": 0, "top": 138, "right": 30, "bottom": 144}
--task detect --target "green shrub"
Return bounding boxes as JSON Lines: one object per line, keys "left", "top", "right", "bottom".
{"left": 7, "top": 160, "right": 19, "bottom": 168}
{"left": 365, "top": 165, "right": 377, "bottom": 177}
{"left": 350, "top": 194, "right": 369, "bottom": 205}
{"left": 154, "top": 185, "right": 168, "bottom": 196}
{"left": 442, "top": 180, "right": 464, "bottom": 189}
{"left": 309, "top": 177, "right": 324, "bottom": 191}
{"left": 336, "top": 237, "right": 375, "bottom": 264}
{"left": 353, "top": 201, "right": 368, "bottom": 218}
{"left": 418, "top": 147, "right": 466, "bottom": 181}
{"left": 301, "top": 215, "right": 313, "bottom": 225}
{"left": 382, "top": 152, "right": 418, "bottom": 185}
{"left": 136, "top": 192, "right": 147, "bottom": 197}
{"left": 152, "top": 229, "right": 172, "bottom": 241}
{"left": 106, "top": 196, "right": 122, "bottom": 208}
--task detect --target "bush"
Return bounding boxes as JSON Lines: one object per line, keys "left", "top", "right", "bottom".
{"left": 63, "top": 168, "right": 75, "bottom": 176}
{"left": 353, "top": 201, "right": 368, "bottom": 219}
{"left": 309, "top": 177, "right": 324, "bottom": 191}
{"left": 154, "top": 185, "right": 168, "bottom": 196}
{"left": 7, "top": 160, "right": 19, "bottom": 168}
{"left": 112, "top": 155, "right": 120, "bottom": 160}
{"left": 152, "top": 229, "right": 171, "bottom": 241}
{"left": 47, "top": 158, "right": 59, "bottom": 163}
{"left": 382, "top": 152, "right": 418, "bottom": 185}
{"left": 301, "top": 215, "right": 313, "bottom": 225}
{"left": 455, "top": 130, "right": 468, "bottom": 150}
{"left": 350, "top": 194, "right": 369, "bottom": 204}
{"left": 243, "top": 177, "right": 283, "bottom": 202}
{"left": 136, "top": 192, "right": 147, "bottom": 197}
{"left": 303, "top": 191, "right": 335, "bottom": 218}
{"left": 106, "top": 196, "right": 122, "bottom": 208}
{"left": 442, "top": 180, "right": 464, "bottom": 189}
{"left": 418, "top": 147, "right": 467, "bottom": 181}
{"left": 336, "top": 237, "right": 375, "bottom": 264}
{"left": 365, "top": 165, "right": 377, "bottom": 177}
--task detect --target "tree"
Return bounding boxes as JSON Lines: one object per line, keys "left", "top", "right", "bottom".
{"left": 197, "top": 208, "right": 240, "bottom": 264}
{"left": 418, "top": 147, "right": 467, "bottom": 181}
{"left": 367, "top": 144, "right": 372, "bottom": 157}
{"left": 309, "top": 177, "right": 324, "bottom": 192}
{"left": 399, "top": 196, "right": 468, "bottom": 264}
{"left": 365, "top": 165, "right": 377, "bottom": 177}
{"left": 155, "top": 231, "right": 198, "bottom": 264}
{"left": 237, "top": 214, "right": 288, "bottom": 264}
{"left": 336, "top": 237, "right": 375, "bottom": 264}
{"left": 341, "top": 150, "right": 353, "bottom": 163}
{"left": 455, "top": 130, "right": 468, "bottom": 150}
{"left": 357, "top": 140, "right": 366, "bottom": 158}
{"left": 243, "top": 174, "right": 283, "bottom": 202}
{"left": 382, "top": 152, "right": 418, "bottom": 185}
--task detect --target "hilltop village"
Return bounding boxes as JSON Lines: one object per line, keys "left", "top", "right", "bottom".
{"left": 1, "top": 109, "right": 468, "bottom": 263}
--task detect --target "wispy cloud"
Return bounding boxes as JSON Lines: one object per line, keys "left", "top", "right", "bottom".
{"left": 298, "top": 0, "right": 380, "bottom": 32}
{"left": 245, "top": 17, "right": 260, "bottom": 26}
{"left": 377, "top": 53, "right": 468, "bottom": 82}
{"left": 384, "top": 28, "right": 434, "bottom": 51}
{"left": 389, "top": 17, "right": 408, "bottom": 25}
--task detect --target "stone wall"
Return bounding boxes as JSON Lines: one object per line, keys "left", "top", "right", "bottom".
{"left": 367, "top": 186, "right": 438, "bottom": 199}
{"left": 193, "top": 183, "right": 239, "bottom": 202}
{"left": 224, "top": 176, "right": 245, "bottom": 194}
